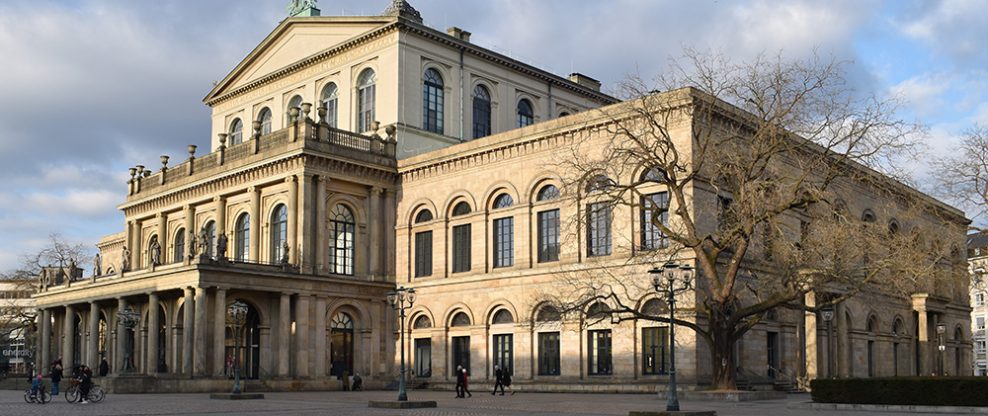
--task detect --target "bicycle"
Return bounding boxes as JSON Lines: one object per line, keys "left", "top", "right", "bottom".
{"left": 65, "top": 380, "right": 106, "bottom": 403}
{"left": 24, "top": 383, "right": 51, "bottom": 404}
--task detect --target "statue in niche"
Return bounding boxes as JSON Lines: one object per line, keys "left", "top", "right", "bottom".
{"left": 150, "top": 238, "right": 162, "bottom": 266}
{"left": 281, "top": 241, "right": 290, "bottom": 265}
{"left": 188, "top": 231, "right": 198, "bottom": 258}
{"left": 122, "top": 246, "right": 131, "bottom": 271}
{"left": 198, "top": 228, "right": 210, "bottom": 257}
{"left": 93, "top": 253, "right": 102, "bottom": 276}
{"left": 217, "top": 234, "right": 228, "bottom": 259}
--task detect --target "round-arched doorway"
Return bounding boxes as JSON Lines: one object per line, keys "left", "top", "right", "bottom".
{"left": 224, "top": 300, "right": 261, "bottom": 379}
{"left": 330, "top": 312, "right": 354, "bottom": 377}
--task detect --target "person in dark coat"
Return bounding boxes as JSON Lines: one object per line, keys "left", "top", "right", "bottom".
{"left": 503, "top": 366, "right": 515, "bottom": 395}
{"left": 50, "top": 359, "right": 63, "bottom": 396}
{"left": 454, "top": 365, "right": 464, "bottom": 398}
{"left": 99, "top": 358, "right": 109, "bottom": 377}
{"left": 78, "top": 365, "right": 93, "bottom": 404}
{"left": 492, "top": 364, "right": 505, "bottom": 395}
{"left": 461, "top": 368, "right": 472, "bottom": 398}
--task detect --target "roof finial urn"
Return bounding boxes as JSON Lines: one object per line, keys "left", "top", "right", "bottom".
{"left": 384, "top": 0, "right": 422, "bottom": 23}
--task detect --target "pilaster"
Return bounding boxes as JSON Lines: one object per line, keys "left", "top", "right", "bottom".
{"left": 278, "top": 292, "right": 291, "bottom": 376}
{"left": 147, "top": 293, "right": 159, "bottom": 374}
{"left": 88, "top": 302, "right": 99, "bottom": 370}
{"left": 294, "top": 294, "right": 310, "bottom": 377}
{"left": 182, "top": 287, "right": 194, "bottom": 376}
{"left": 369, "top": 187, "right": 383, "bottom": 279}
{"left": 314, "top": 296, "right": 327, "bottom": 377}
{"left": 213, "top": 287, "right": 227, "bottom": 376}
{"left": 286, "top": 176, "right": 299, "bottom": 265}
{"left": 249, "top": 187, "right": 260, "bottom": 261}
{"left": 194, "top": 286, "right": 208, "bottom": 376}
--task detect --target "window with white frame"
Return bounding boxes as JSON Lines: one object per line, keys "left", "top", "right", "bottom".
{"left": 357, "top": 69, "right": 376, "bottom": 132}
{"left": 320, "top": 83, "right": 339, "bottom": 128}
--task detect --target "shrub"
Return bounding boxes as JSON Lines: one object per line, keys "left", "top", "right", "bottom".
{"left": 811, "top": 377, "right": 988, "bottom": 406}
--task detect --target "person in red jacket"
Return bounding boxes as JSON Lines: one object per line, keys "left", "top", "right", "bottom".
{"left": 461, "top": 368, "right": 472, "bottom": 398}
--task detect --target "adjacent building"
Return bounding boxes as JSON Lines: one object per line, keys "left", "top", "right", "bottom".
{"left": 969, "top": 231, "right": 988, "bottom": 375}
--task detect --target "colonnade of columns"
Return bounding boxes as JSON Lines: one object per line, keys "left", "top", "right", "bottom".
{"left": 36, "top": 287, "right": 390, "bottom": 382}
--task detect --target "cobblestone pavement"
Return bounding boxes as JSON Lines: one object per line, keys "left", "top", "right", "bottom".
{"left": 0, "top": 390, "right": 933, "bottom": 416}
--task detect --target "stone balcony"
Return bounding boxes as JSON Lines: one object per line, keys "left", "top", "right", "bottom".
{"left": 124, "top": 111, "right": 397, "bottom": 203}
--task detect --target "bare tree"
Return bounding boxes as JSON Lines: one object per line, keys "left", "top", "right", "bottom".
{"left": 932, "top": 125, "right": 988, "bottom": 230}
{"left": 541, "top": 50, "right": 964, "bottom": 390}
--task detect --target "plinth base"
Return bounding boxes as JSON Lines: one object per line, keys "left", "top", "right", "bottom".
{"left": 210, "top": 393, "right": 265, "bottom": 400}
{"left": 368, "top": 400, "right": 438, "bottom": 409}
{"left": 629, "top": 411, "right": 716, "bottom": 416}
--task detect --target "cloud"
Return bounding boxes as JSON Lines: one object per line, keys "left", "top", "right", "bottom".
{"left": 889, "top": 73, "right": 950, "bottom": 118}
{"left": 897, "top": 0, "right": 988, "bottom": 68}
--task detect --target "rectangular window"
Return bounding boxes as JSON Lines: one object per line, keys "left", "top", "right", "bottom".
{"left": 641, "top": 192, "right": 669, "bottom": 250}
{"left": 493, "top": 334, "right": 513, "bottom": 373}
{"left": 587, "top": 203, "right": 612, "bottom": 257}
{"left": 452, "top": 224, "right": 471, "bottom": 273}
{"left": 978, "top": 293, "right": 985, "bottom": 307}
{"left": 978, "top": 341, "right": 986, "bottom": 353}
{"left": 978, "top": 316, "right": 985, "bottom": 330}
{"left": 452, "top": 336, "right": 470, "bottom": 376}
{"left": 538, "top": 209, "right": 560, "bottom": 263}
{"left": 588, "top": 329, "right": 612, "bottom": 375}
{"left": 414, "top": 231, "right": 433, "bottom": 277}
{"left": 538, "top": 332, "right": 561, "bottom": 375}
{"left": 642, "top": 327, "right": 669, "bottom": 375}
{"left": 414, "top": 338, "right": 432, "bottom": 377}
{"left": 767, "top": 331, "right": 779, "bottom": 378}
{"left": 493, "top": 217, "right": 514, "bottom": 268}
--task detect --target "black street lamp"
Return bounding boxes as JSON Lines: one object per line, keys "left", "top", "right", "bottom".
{"left": 387, "top": 286, "right": 416, "bottom": 402}
{"left": 227, "top": 300, "right": 249, "bottom": 394}
{"left": 820, "top": 306, "right": 835, "bottom": 378}
{"left": 648, "top": 262, "right": 693, "bottom": 412}
{"left": 117, "top": 306, "right": 140, "bottom": 373}
{"left": 936, "top": 322, "right": 946, "bottom": 376}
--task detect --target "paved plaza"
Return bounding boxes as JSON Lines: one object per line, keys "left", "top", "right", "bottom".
{"left": 0, "top": 390, "right": 948, "bottom": 416}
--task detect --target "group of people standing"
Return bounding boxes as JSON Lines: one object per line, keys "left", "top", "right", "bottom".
{"left": 453, "top": 364, "right": 515, "bottom": 398}
{"left": 41, "top": 357, "right": 105, "bottom": 403}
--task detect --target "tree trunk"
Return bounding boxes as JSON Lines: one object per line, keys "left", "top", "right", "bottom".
{"left": 709, "top": 326, "right": 738, "bottom": 391}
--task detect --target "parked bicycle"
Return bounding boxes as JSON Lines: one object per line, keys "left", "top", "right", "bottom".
{"left": 65, "top": 379, "right": 105, "bottom": 403}
{"left": 24, "top": 383, "right": 51, "bottom": 404}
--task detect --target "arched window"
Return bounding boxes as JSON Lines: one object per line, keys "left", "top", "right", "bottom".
{"left": 415, "top": 209, "right": 434, "bottom": 223}
{"left": 641, "top": 299, "right": 666, "bottom": 316}
{"left": 235, "top": 213, "right": 250, "bottom": 262}
{"left": 270, "top": 204, "right": 287, "bottom": 263}
{"left": 586, "top": 302, "right": 610, "bottom": 320}
{"left": 286, "top": 95, "right": 303, "bottom": 126}
{"left": 641, "top": 166, "right": 669, "bottom": 183}
{"left": 866, "top": 316, "right": 877, "bottom": 333}
{"left": 537, "top": 184, "right": 560, "bottom": 201}
{"left": 423, "top": 68, "right": 444, "bottom": 134}
{"left": 357, "top": 69, "right": 376, "bottom": 132}
{"left": 492, "top": 309, "right": 514, "bottom": 324}
{"left": 202, "top": 221, "right": 216, "bottom": 259}
{"left": 492, "top": 194, "right": 513, "bottom": 209}
{"left": 258, "top": 108, "right": 272, "bottom": 135}
{"left": 861, "top": 209, "right": 876, "bottom": 223}
{"left": 413, "top": 315, "right": 432, "bottom": 329}
{"left": 320, "top": 82, "right": 339, "bottom": 128}
{"left": 452, "top": 202, "right": 471, "bottom": 217}
{"left": 517, "top": 99, "right": 534, "bottom": 127}
{"left": 451, "top": 312, "right": 471, "bottom": 327}
{"left": 536, "top": 305, "right": 561, "bottom": 322}
{"left": 229, "top": 118, "right": 243, "bottom": 145}
{"left": 173, "top": 227, "right": 185, "bottom": 263}
{"left": 473, "top": 85, "right": 491, "bottom": 139}
{"left": 328, "top": 204, "right": 355, "bottom": 276}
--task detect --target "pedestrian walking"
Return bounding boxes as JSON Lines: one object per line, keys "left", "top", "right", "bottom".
{"left": 503, "top": 366, "right": 515, "bottom": 395}
{"left": 455, "top": 365, "right": 464, "bottom": 398}
{"left": 99, "top": 358, "right": 109, "bottom": 377}
{"left": 492, "top": 364, "right": 505, "bottom": 395}
{"left": 462, "top": 367, "right": 472, "bottom": 398}
{"left": 50, "top": 359, "right": 63, "bottom": 396}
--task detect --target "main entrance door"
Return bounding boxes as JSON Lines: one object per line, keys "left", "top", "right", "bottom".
{"left": 330, "top": 312, "right": 354, "bottom": 377}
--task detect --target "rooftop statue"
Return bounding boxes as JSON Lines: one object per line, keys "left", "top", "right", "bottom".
{"left": 287, "top": 0, "right": 319, "bottom": 17}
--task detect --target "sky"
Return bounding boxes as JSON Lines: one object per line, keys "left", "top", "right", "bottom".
{"left": 0, "top": 0, "right": 986, "bottom": 272}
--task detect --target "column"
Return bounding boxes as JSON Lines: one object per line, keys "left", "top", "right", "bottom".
{"left": 182, "top": 287, "right": 194, "bottom": 376}
{"left": 836, "top": 302, "right": 849, "bottom": 377}
{"left": 40, "top": 309, "right": 51, "bottom": 369}
{"left": 384, "top": 190, "right": 396, "bottom": 277}
{"left": 314, "top": 296, "right": 327, "bottom": 377}
{"left": 249, "top": 186, "right": 260, "bottom": 261}
{"left": 368, "top": 187, "right": 382, "bottom": 279}
{"left": 157, "top": 212, "right": 168, "bottom": 264}
{"left": 916, "top": 307, "right": 929, "bottom": 376}
{"left": 286, "top": 176, "right": 299, "bottom": 265}
{"left": 194, "top": 286, "right": 208, "bottom": 376}
{"left": 213, "top": 287, "right": 227, "bottom": 376}
{"left": 115, "top": 298, "right": 127, "bottom": 374}
{"left": 278, "top": 293, "right": 291, "bottom": 377}
{"left": 63, "top": 305, "right": 75, "bottom": 366}
{"left": 183, "top": 205, "right": 195, "bottom": 264}
{"left": 803, "top": 292, "right": 817, "bottom": 380}
{"left": 294, "top": 294, "right": 310, "bottom": 377}
{"left": 298, "top": 174, "right": 314, "bottom": 273}
{"left": 315, "top": 177, "right": 327, "bottom": 272}
{"left": 88, "top": 302, "right": 99, "bottom": 369}
{"left": 147, "top": 293, "right": 159, "bottom": 374}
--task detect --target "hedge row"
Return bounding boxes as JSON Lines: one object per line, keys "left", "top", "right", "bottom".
{"left": 811, "top": 377, "right": 988, "bottom": 406}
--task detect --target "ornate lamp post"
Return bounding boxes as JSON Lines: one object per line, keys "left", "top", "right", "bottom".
{"left": 820, "top": 306, "right": 835, "bottom": 378}
{"left": 936, "top": 322, "right": 946, "bottom": 376}
{"left": 648, "top": 262, "right": 693, "bottom": 412}
{"left": 117, "top": 306, "right": 140, "bottom": 373}
{"left": 227, "top": 300, "right": 249, "bottom": 394}
{"left": 387, "top": 287, "right": 416, "bottom": 401}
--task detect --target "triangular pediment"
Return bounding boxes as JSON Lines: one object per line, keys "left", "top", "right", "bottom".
{"left": 204, "top": 16, "right": 393, "bottom": 104}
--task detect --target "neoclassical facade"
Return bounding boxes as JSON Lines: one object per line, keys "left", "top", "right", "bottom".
{"left": 31, "top": 1, "right": 971, "bottom": 393}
